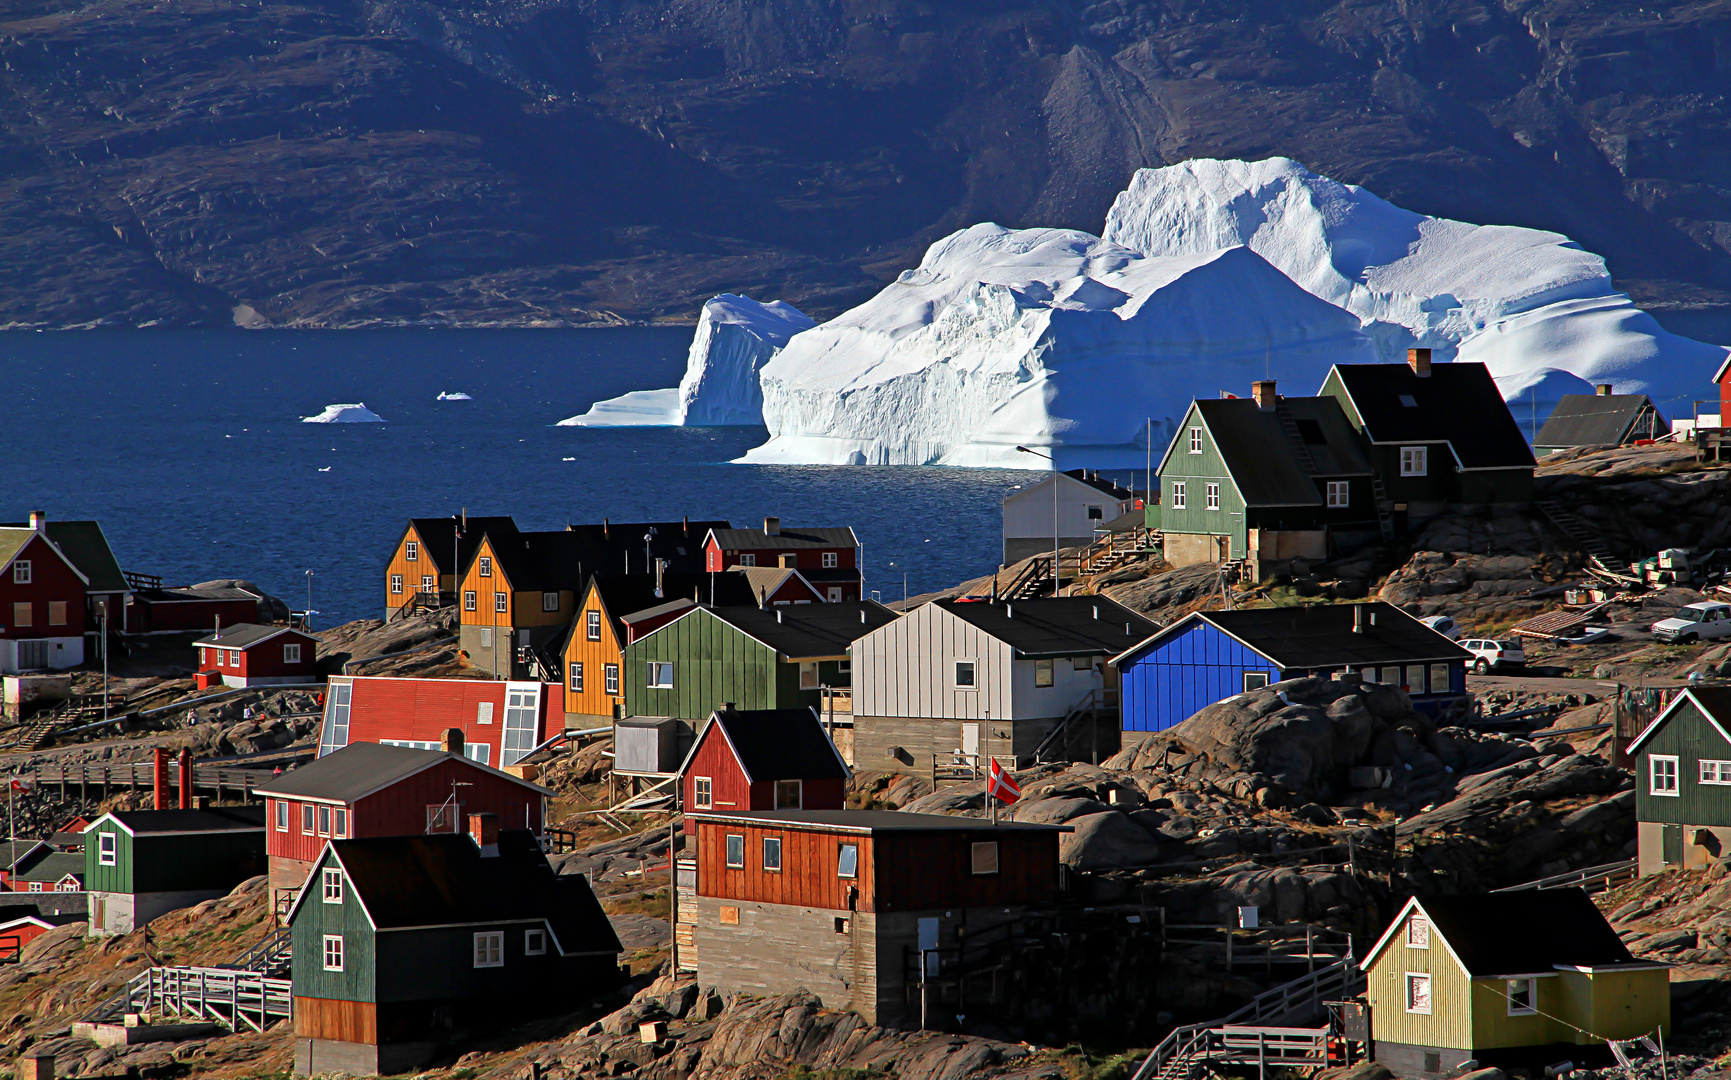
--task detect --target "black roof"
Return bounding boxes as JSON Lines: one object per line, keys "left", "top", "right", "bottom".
{"left": 1062, "top": 469, "right": 1134, "bottom": 500}
{"left": 1119, "top": 602, "right": 1471, "bottom": 668}
{"left": 13, "top": 852, "right": 83, "bottom": 883}
{"left": 487, "top": 521, "right": 727, "bottom": 591}
{"left": 254, "top": 741, "right": 550, "bottom": 803}
{"left": 0, "top": 841, "right": 47, "bottom": 871}
{"left": 1416, "top": 890, "right": 1640, "bottom": 975}
{"left": 708, "top": 525, "right": 858, "bottom": 551}
{"left": 937, "top": 596, "right": 1159, "bottom": 657}
{"left": 596, "top": 571, "right": 758, "bottom": 625}
{"left": 1188, "top": 397, "right": 1372, "bottom": 507}
{"left": 316, "top": 830, "right": 621, "bottom": 956}
{"left": 102, "top": 806, "right": 266, "bottom": 835}
{"left": 687, "top": 808, "right": 1068, "bottom": 833}
{"left": 693, "top": 708, "right": 849, "bottom": 783}
{"left": 135, "top": 586, "right": 262, "bottom": 604}
{"left": 1326, "top": 362, "right": 1535, "bottom": 470}
{"left": 407, "top": 516, "right": 520, "bottom": 576}
{"left": 191, "top": 622, "right": 310, "bottom": 649}
{"left": 705, "top": 601, "right": 899, "bottom": 658}
{"left": 1535, "top": 394, "right": 1666, "bottom": 450}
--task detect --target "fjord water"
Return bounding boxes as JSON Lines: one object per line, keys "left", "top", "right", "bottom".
{"left": 0, "top": 329, "right": 1038, "bottom": 629}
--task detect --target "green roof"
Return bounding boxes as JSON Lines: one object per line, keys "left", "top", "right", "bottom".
{"left": 0, "top": 521, "right": 126, "bottom": 592}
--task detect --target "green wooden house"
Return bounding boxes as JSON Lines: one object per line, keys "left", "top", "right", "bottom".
{"left": 1156, "top": 380, "right": 1374, "bottom": 573}
{"left": 1629, "top": 685, "right": 1731, "bottom": 875}
{"left": 288, "top": 815, "right": 622, "bottom": 1076}
{"left": 1361, "top": 891, "right": 1669, "bottom": 1078}
{"left": 82, "top": 806, "right": 266, "bottom": 936}
{"left": 622, "top": 601, "right": 898, "bottom": 722}
{"left": 1318, "top": 350, "right": 1535, "bottom": 521}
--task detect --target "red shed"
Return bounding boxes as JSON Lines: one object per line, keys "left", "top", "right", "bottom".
{"left": 0, "top": 913, "right": 82, "bottom": 958}
{"left": 0, "top": 521, "right": 90, "bottom": 674}
{"left": 129, "top": 586, "right": 261, "bottom": 635}
{"left": 702, "top": 519, "right": 861, "bottom": 602}
{"left": 193, "top": 623, "right": 319, "bottom": 687}
{"left": 318, "top": 675, "right": 564, "bottom": 769}
{"left": 253, "top": 735, "right": 552, "bottom": 894}
{"left": 678, "top": 707, "right": 849, "bottom": 813}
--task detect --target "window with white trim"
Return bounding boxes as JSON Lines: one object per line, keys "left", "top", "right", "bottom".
{"left": 954, "top": 660, "right": 977, "bottom": 688}
{"left": 1407, "top": 915, "right": 1429, "bottom": 949}
{"left": 477, "top": 701, "right": 494, "bottom": 725}
{"left": 725, "top": 833, "right": 745, "bottom": 868}
{"left": 1188, "top": 427, "right": 1203, "bottom": 454}
{"left": 542, "top": 591, "right": 559, "bottom": 612}
{"left": 11, "top": 602, "right": 29, "bottom": 628}
{"left": 827, "top": 587, "right": 843, "bottom": 601}
{"left": 494, "top": 592, "right": 508, "bottom": 614}
{"left": 1171, "top": 481, "right": 1186, "bottom": 510}
{"left": 1406, "top": 972, "right": 1432, "bottom": 1013}
{"left": 323, "top": 935, "right": 344, "bottom": 972}
{"left": 98, "top": 832, "right": 116, "bottom": 866}
{"left": 391, "top": 574, "right": 403, "bottom": 594}
{"left": 1205, "top": 482, "right": 1220, "bottom": 510}
{"left": 604, "top": 664, "right": 619, "bottom": 695}
{"left": 473, "top": 931, "right": 503, "bottom": 968}
{"left": 334, "top": 807, "right": 348, "bottom": 837}
{"left": 586, "top": 611, "right": 602, "bottom": 640}
{"left": 284, "top": 643, "right": 302, "bottom": 664}
{"left": 1650, "top": 755, "right": 1680, "bottom": 796}
{"left": 405, "top": 541, "right": 418, "bottom": 561}
{"left": 823, "top": 552, "right": 838, "bottom": 568}
{"left": 47, "top": 601, "right": 65, "bottom": 626}
{"left": 739, "top": 554, "right": 756, "bottom": 567}
{"left": 1400, "top": 446, "right": 1428, "bottom": 476}
{"left": 478, "top": 556, "right": 493, "bottom": 577}
{"left": 569, "top": 662, "right": 584, "bottom": 694}
{"left": 837, "top": 843, "right": 859, "bottom": 879}
{"left": 275, "top": 801, "right": 289, "bottom": 831}
{"left": 318, "top": 805, "right": 332, "bottom": 836}
{"left": 421, "top": 575, "right": 434, "bottom": 592}
{"left": 1035, "top": 658, "right": 1055, "bottom": 687}
{"left": 322, "top": 867, "right": 343, "bottom": 904}
{"left": 1327, "top": 481, "right": 1349, "bottom": 508}
{"left": 525, "top": 928, "right": 547, "bottom": 956}
{"left": 464, "top": 590, "right": 477, "bottom": 611}
{"left": 1405, "top": 665, "right": 1427, "bottom": 693}
{"left": 1506, "top": 977, "right": 1536, "bottom": 1016}
{"left": 647, "top": 662, "right": 674, "bottom": 689}
{"left": 12, "top": 561, "right": 30, "bottom": 584}
{"left": 302, "top": 804, "right": 315, "bottom": 833}
{"left": 694, "top": 776, "right": 713, "bottom": 809}
{"left": 1429, "top": 664, "right": 1451, "bottom": 695}
{"left": 762, "top": 836, "right": 782, "bottom": 871}
{"left": 1701, "top": 760, "right": 1731, "bottom": 785}
{"left": 1242, "top": 672, "right": 1270, "bottom": 692}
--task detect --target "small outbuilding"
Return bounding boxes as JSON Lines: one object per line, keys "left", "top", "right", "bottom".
{"left": 11, "top": 850, "right": 84, "bottom": 892}
{"left": 0, "top": 912, "right": 83, "bottom": 957}
{"left": 1534, "top": 386, "right": 1668, "bottom": 455}
{"left": 1361, "top": 890, "right": 1669, "bottom": 1077}
{"left": 1627, "top": 685, "right": 1731, "bottom": 875}
{"left": 193, "top": 623, "right": 319, "bottom": 688}
{"left": 678, "top": 706, "right": 850, "bottom": 813}
{"left": 288, "top": 815, "right": 622, "bottom": 1076}
{"left": 82, "top": 806, "right": 266, "bottom": 935}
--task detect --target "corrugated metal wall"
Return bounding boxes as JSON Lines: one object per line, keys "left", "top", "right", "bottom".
{"left": 1118, "top": 621, "right": 1278, "bottom": 734}
{"left": 852, "top": 604, "right": 1012, "bottom": 721}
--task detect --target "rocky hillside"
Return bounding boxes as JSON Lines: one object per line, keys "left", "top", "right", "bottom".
{"left": 1, "top": 0, "right": 1729, "bottom": 328}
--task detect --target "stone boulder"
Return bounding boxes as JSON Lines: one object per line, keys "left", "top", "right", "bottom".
{"left": 193, "top": 579, "right": 292, "bottom": 623}
{"left": 1060, "top": 811, "right": 1163, "bottom": 870}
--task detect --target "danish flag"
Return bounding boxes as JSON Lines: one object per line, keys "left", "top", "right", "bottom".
{"left": 987, "top": 758, "right": 1021, "bottom": 804}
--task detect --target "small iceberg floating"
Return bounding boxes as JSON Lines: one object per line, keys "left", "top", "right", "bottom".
{"left": 437, "top": 391, "right": 473, "bottom": 401}
{"left": 302, "top": 403, "right": 385, "bottom": 424}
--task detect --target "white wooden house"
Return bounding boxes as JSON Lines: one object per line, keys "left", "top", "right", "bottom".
{"left": 1001, "top": 470, "right": 1136, "bottom": 565}
{"left": 850, "top": 597, "right": 1157, "bottom": 774}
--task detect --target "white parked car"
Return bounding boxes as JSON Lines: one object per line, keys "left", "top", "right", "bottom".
{"left": 1419, "top": 615, "right": 1460, "bottom": 640}
{"left": 1651, "top": 601, "right": 1731, "bottom": 644}
{"left": 1461, "top": 638, "right": 1525, "bottom": 672}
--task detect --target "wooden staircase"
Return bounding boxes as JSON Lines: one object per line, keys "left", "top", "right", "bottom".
{"left": 1001, "top": 555, "right": 1055, "bottom": 600}
{"left": 1534, "top": 500, "right": 1634, "bottom": 579}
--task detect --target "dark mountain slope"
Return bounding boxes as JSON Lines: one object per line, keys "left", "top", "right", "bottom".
{"left": 0, "top": 0, "right": 1727, "bottom": 327}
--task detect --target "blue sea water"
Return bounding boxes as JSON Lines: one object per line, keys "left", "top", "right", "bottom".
{"left": 0, "top": 329, "right": 1109, "bottom": 629}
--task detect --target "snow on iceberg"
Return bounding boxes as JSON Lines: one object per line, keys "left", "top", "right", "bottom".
{"left": 1101, "top": 157, "right": 1729, "bottom": 402}
{"left": 437, "top": 391, "right": 472, "bottom": 401}
{"left": 301, "top": 403, "right": 384, "bottom": 423}
{"left": 741, "top": 224, "right": 1379, "bottom": 468}
{"left": 558, "top": 295, "right": 815, "bottom": 427}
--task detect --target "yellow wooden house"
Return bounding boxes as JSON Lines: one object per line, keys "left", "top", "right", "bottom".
{"left": 1361, "top": 890, "right": 1669, "bottom": 1078}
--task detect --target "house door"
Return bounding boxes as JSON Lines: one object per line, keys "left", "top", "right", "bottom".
{"left": 17, "top": 641, "right": 48, "bottom": 671}
{"left": 1215, "top": 535, "right": 1231, "bottom": 561}
{"left": 917, "top": 916, "right": 940, "bottom": 978}
{"left": 960, "top": 723, "right": 980, "bottom": 761}
{"left": 1661, "top": 823, "right": 1684, "bottom": 866}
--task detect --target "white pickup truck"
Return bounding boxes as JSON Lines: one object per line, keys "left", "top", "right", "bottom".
{"left": 1651, "top": 601, "right": 1731, "bottom": 644}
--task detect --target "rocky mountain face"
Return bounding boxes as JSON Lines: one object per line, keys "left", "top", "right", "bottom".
{"left": 1, "top": 0, "right": 1728, "bottom": 328}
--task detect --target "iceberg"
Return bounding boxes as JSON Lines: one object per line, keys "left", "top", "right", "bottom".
{"left": 1101, "top": 157, "right": 1729, "bottom": 401}
{"left": 741, "top": 225, "right": 1380, "bottom": 468}
{"left": 437, "top": 391, "right": 472, "bottom": 401}
{"left": 301, "top": 403, "right": 384, "bottom": 423}
{"left": 558, "top": 294, "right": 815, "bottom": 427}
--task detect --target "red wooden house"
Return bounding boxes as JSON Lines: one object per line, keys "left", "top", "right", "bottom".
{"left": 682, "top": 809, "right": 1067, "bottom": 1025}
{"left": 703, "top": 519, "right": 862, "bottom": 602}
{"left": 0, "top": 518, "right": 90, "bottom": 674}
{"left": 193, "top": 623, "right": 319, "bottom": 687}
{"left": 0, "top": 841, "right": 50, "bottom": 891}
{"left": 0, "top": 913, "right": 82, "bottom": 957}
{"left": 678, "top": 707, "right": 849, "bottom": 812}
{"left": 318, "top": 675, "right": 564, "bottom": 768}
{"left": 254, "top": 735, "right": 552, "bottom": 893}
{"left": 128, "top": 585, "right": 262, "bottom": 634}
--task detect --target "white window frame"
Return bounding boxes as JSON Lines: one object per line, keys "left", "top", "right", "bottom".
{"left": 275, "top": 801, "right": 289, "bottom": 832}
{"left": 317, "top": 804, "right": 332, "bottom": 837}
{"left": 739, "top": 554, "right": 756, "bottom": 567}
{"left": 303, "top": 804, "right": 316, "bottom": 833}
{"left": 1406, "top": 972, "right": 1432, "bottom": 1014}
{"left": 404, "top": 541, "right": 418, "bottom": 561}
{"left": 1650, "top": 755, "right": 1680, "bottom": 796}
{"left": 464, "top": 590, "right": 477, "bottom": 611}
{"left": 586, "top": 611, "right": 602, "bottom": 640}
{"left": 1429, "top": 664, "right": 1451, "bottom": 695}
{"left": 725, "top": 833, "right": 745, "bottom": 868}
{"left": 478, "top": 556, "right": 493, "bottom": 578}
{"left": 1034, "top": 658, "right": 1055, "bottom": 688}
{"left": 1407, "top": 915, "right": 1430, "bottom": 949}
{"left": 822, "top": 551, "right": 838, "bottom": 568}
{"left": 1326, "top": 481, "right": 1349, "bottom": 508}
{"left": 333, "top": 807, "right": 348, "bottom": 837}
{"left": 1700, "top": 759, "right": 1731, "bottom": 785}
{"left": 569, "top": 662, "right": 584, "bottom": 694}
{"left": 1188, "top": 427, "right": 1202, "bottom": 454}
{"left": 420, "top": 575, "right": 435, "bottom": 592}
{"left": 1205, "top": 482, "right": 1220, "bottom": 511}
{"left": 323, "top": 934, "right": 344, "bottom": 972}
{"left": 542, "top": 591, "right": 559, "bottom": 612}
{"left": 762, "top": 835, "right": 783, "bottom": 872}
{"left": 494, "top": 592, "right": 508, "bottom": 614}
{"left": 647, "top": 661, "right": 674, "bottom": 689}
{"left": 837, "top": 842, "right": 859, "bottom": 879}
{"left": 1400, "top": 446, "right": 1428, "bottom": 476}
{"left": 322, "top": 867, "right": 343, "bottom": 904}
{"left": 98, "top": 832, "right": 117, "bottom": 866}
{"left": 954, "top": 659, "right": 977, "bottom": 689}
{"left": 1242, "top": 671, "right": 1270, "bottom": 692}
{"left": 827, "top": 587, "right": 843, "bottom": 601}
{"left": 480, "top": 627, "right": 493, "bottom": 648}
{"left": 390, "top": 574, "right": 403, "bottom": 594}
{"left": 694, "top": 776, "right": 713, "bottom": 809}
{"left": 604, "top": 663, "right": 620, "bottom": 695}
{"left": 525, "top": 928, "right": 547, "bottom": 956}
{"left": 1405, "top": 665, "right": 1427, "bottom": 694}
{"left": 1506, "top": 977, "right": 1537, "bottom": 1016}
{"left": 1171, "top": 481, "right": 1186, "bottom": 510}
{"left": 477, "top": 701, "right": 494, "bottom": 725}
{"left": 12, "top": 561, "right": 30, "bottom": 585}
{"left": 284, "top": 643, "right": 302, "bottom": 665}
{"left": 473, "top": 930, "right": 504, "bottom": 968}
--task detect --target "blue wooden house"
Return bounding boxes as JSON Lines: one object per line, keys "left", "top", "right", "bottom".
{"left": 1112, "top": 602, "right": 1472, "bottom": 740}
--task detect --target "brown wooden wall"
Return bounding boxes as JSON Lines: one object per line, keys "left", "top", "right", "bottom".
{"left": 683, "top": 724, "right": 753, "bottom": 811}
{"left": 563, "top": 585, "right": 626, "bottom": 719}
{"left": 694, "top": 820, "right": 874, "bottom": 912}
{"left": 385, "top": 525, "right": 446, "bottom": 613}
{"left": 294, "top": 996, "right": 378, "bottom": 1044}
{"left": 873, "top": 830, "right": 1059, "bottom": 911}
{"left": 458, "top": 537, "right": 513, "bottom": 631}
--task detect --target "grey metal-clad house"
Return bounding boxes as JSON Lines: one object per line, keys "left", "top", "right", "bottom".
{"left": 851, "top": 597, "right": 1158, "bottom": 774}
{"left": 1002, "top": 470, "right": 1136, "bottom": 565}
{"left": 1534, "top": 388, "right": 1668, "bottom": 455}
{"left": 1629, "top": 686, "right": 1731, "bottom": 875}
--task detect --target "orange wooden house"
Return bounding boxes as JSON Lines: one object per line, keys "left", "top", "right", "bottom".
{"left": 384, "top": 516, "right": 518, "bottom": 619}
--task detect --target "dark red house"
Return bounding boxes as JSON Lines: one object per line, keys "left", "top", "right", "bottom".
{"left": 318, "top": 675, "right": 564, "bottom": 769}
{"left": 129, "top": 585, "right": 262, "bottom": 635}
{"left": 193, "top": 623, "right": 319, "bottom": 687}
{"left": 703, "top": 519, "right": 861, "bottom": 602}
{"left": 0, "top": 519, "right": 90, "bottom": 674}
{"left": 678, "top": 707, "right": 849, "bottom": 813}
{"left": 254, "top": 736, "right": 552, "bottom": 894}
{"left": 0, "top": 913, "right": 82, "bottom": 957}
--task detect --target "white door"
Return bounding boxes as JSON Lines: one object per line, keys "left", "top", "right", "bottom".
{"left": 960, "top": 723, "right": 980, "bottom": 759}
{"left": 917, "top": 916, "right": 940, "bottom": 977}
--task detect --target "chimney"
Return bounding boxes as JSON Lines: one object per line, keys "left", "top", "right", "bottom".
{"left": 763, "top": 516, "right": 781, "bottom": 536}
{"left": 1596, "top": 383, "right": 1614, "bottom": 396}
{"left": 28, "top": 511, "right": 46, "bottom": 533}
{"left": 196, "top": 795, "right": 211, "bottom": 811}
{"left": 153, "top": 747, "right": 169, "bottom": 809}
{"left": 1352, "top": 605, "right": 1366, "bottom": 635}
{"left": 1408, "top": 348, "right": 1432, "bottom": 377}
{"left": 1251, "top": 380, "right": 1278, "bottom": 409}
{"left": 468, "top": 812, "right": 499, "bottom": 857}
{"left": 441, "top": 727, "right": 465, "bottom": 755}
{"left": 178, "top": 747, "right": 193, "bottom": 809}
{"left": 654, "top": 558, "right": 665, "bottom": 599}
{"left": 775, "top": 609, "right": 783, "bottom": 623}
